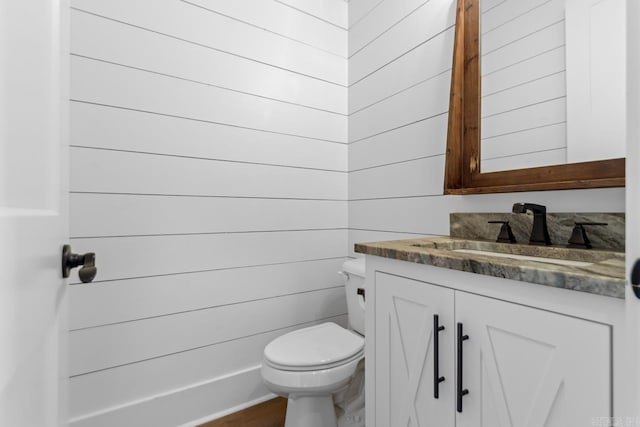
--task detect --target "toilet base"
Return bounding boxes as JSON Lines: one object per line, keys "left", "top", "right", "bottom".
{"left": 285, "top": 394, "right": 337, "bottom": 427}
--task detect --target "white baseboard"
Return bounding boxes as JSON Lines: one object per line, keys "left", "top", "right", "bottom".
{"left": 69, "top": 365, "right": 270, "bottom": 427}
{"left": 178, "top": 392, "right": 277, "bottom": 427}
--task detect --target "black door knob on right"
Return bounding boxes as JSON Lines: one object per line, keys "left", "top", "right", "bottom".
{"left": 632, "top": 259, "right": 640, "bottom": 299}
{"left": 62, "top": 244, "right": 97, "bottom": 283}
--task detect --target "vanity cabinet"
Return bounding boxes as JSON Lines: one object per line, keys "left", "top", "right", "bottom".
{"left": 373, "top": 272, "right": 611, "bottom": 427}
{"left": 374, "top": 272, "right": 455, "bottom": 426}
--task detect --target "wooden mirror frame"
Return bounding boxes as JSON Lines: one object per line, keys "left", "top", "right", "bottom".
{"left": 443, "top": 0, "right": 625, "bottom": 195}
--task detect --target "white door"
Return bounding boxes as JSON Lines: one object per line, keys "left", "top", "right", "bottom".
{"left": 456, "top": 292, "right": 610, "bottom": 427}
{"left": 0, "top": 1, "right": 69, "bottom": 426}
{"left": 626, "top": 0, "right": 640, "bottom": 418}
{"left": 375, "top": 273, "right": 455, "bottom": 427}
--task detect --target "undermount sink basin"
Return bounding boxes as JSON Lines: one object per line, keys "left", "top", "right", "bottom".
{"left": 409, "top": 238, "right": 619, "bottom": 268}
{"left": 452, "top": 249, "right": 593, "bottom": 267}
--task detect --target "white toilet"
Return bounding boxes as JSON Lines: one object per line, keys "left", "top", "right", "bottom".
{"left": 261, "top": 258, "right": 366, "bottom": 427}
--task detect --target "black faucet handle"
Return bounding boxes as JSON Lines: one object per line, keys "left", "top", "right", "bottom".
{"left": 488, "top": 220, "right": 517, "bottom": 244}
{"left": 568, "top": 222, "right": 608, "bottom": 249}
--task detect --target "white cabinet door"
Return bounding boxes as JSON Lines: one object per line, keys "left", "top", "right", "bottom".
{"left": 456, "top": 292, "right": 611, "bottom": 427}
{"left": 374, "top": 272, "right": 455, "bottom": 427}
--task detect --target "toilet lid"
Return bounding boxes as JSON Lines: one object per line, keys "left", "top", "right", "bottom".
{"left": 264, "top": 322, "right": 364, "bottom": 369}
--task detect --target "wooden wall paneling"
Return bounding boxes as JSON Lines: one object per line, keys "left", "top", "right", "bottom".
{"left": 349, "top": 156, "right": 445, "bottom": 200}
{"left": 68, "top": 229, "right": 347, "bottom": 283}
{"left": 71, "top": 56, "right": 347, "bottom": 143}
{"left": 349, "top": 0, "right": 384, "bottom": 28}
{"left": 71, "top": 10, "right": 347, "bottom": 114}
{"left": 349, "top": 27, "right": 454, "bottom": 114}
{"left": 349, "top": 115, "right": 447, "bottom": 172}
{"left": 69, "top": 1, "right": 348, "bottom": 423}
{"left": 184, "top": 0, "right": 346, "bottom": 57}
{"left": 349, "top": 72, "right": 450, "bottom": 142}
{"left": 69, "top": 258, "right": 348, "bottom": 329}
{"left": 70, "top": 148, "right": 347, "bottom": 200}
{"left": 70, "top": 316, "right": 347, "bottom": 418}
{"left": 71, "top": 103, "right": 347, "bottom": 172}
{"left": 70, "top": 287, "right": 347, "bottom": 375}
{"left": 348, "top": 0, "right": 427, "bottom": 56}
{"left": 349, "top": 0, "right": 455, "bottom": 85}
{"left": 70, "top": 194, "right": 347, "bottom": 237}
{"left": 71, "top": 0, "right": 347, "bottom": 85}
{"left": 277, "top": 0, "right": 348, "bottom": 29}
{"left": 69, "top": 366, "right": 269, "bottom": 427}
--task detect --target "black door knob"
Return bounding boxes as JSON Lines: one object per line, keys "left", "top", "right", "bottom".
{"left": 632, "top": 259, "right": 640, "bottom": 299}
{"left": 62, "top": 244, "right": 97, "bottom": 283}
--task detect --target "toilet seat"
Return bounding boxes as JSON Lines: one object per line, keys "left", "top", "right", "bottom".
{"left": 265, "top": 349, "right": 364, "bottom": 372}
{"left": 262, "top": 352, "right": 363, "bottom": 394}
{"left": 263, "top": 323, "right": 364, "bottom": 371}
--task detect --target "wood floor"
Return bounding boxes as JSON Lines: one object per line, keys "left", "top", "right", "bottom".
{"left": 199, "top": 397, "right": 287, "bottom": 427}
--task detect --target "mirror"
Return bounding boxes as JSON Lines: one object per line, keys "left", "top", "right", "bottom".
{"left": 444, "top": 0, "right": 625, "bottom": 194}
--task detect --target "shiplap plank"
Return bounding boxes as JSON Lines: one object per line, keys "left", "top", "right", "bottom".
{"left": 70, "top": 194, "right": 347, "bottom": 237}
{"left": 481, "top": 123, "right": 567, "bottom": 160}
{"left": 349, "top": 0, "right": 384, "bottom": 28}
{"left": 482, "top": 97, "right": 566, "bottom": 139}
{"left": 349, "top": 0, "right": 455, "bottom": 85}
{"left": 483, "top": 47, "right": 565, "bottom": 93}
{"left": 70, "top": 287, "right": 347, "bottom": 375}
{"left": 481, "top": 0, "right": 505, "bottom": 13}
{"left": 482, "top": 0, "right": 565, "bottom": 54}
{"left": 482, "top": 71, "right": 566, "bottom": 118}
{"left": 71, "top": 103, "right": 347, "bottom": 172}
{"left": 349, "top": 114, "right": 447, "bottom": 171}
{"left": 349, "top": 71, "right": 450, "bottom": 142}
{"left": 71, "top": 0, "right": 347, "bottom": 85}
{"left": 70, "top": 366, "right": 269, "bottom": 427}
{"left": 350, "top": 197, "right": 453, "bottom": 236}
{"left": 68, "top": 1, "right": 349, "bottom": 425}
{"left": 349, "top": 188, "right": 627, "bottom": 238}
{"left": 349, "top": 0, "right": 426, "bottom": 56}
{"left": 70, "top": 148, "right": 347, "bottom": 200}
{"left": 482, "top": 21, "right": 565, "bottom": 75}
{"left": 482, "top": 0, "right": 548, "bottom": 32}
{"left": 482, "top": 148, "right": 567, "bottom": 173}
{"left": 277, "top": 0, "right": 348, "bottom": 29}
{"left": 68, "top": 229, "right": 347, "bottom": 283}
{"left": 349, "top": 27, "right": 453, "bottom": 114}
{"left": 71, "top": 10, "right": 347, "bottom": 114}
{"left": 349, "top": 156, "right": 445, "bottom": 200}
{"left": 71, "top": 56, "right": 347, "bottom": 143}
{"left": 185, "top": 0, "right": 347, "bottom": 56}
{"left": 70, "top": 315, "right": 347, "bottom": 418}
{"left": 69, "top": 258, "right": 348, "bottom": 329}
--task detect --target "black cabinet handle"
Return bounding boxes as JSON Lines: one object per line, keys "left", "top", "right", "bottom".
{"left": 457, "top": 322, "right": 469, "bottom": 412}
{"left": 433, "top": 314, "right": 446, "bottom": 398}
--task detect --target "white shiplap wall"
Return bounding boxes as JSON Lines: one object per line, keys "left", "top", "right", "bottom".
{"left": 68, "top": 1, "right": 348, "bottom": 425}
{"left": 347, "top": 0, "right": 625, "bottom": 256}
{"left": 480, "top": 0, "right": 568, "bottom": 172}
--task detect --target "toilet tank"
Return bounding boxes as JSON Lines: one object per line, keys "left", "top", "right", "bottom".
{"left": 341, "top": 258, "right": 366, "bottom": 336}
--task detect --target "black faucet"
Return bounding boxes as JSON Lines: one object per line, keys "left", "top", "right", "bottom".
{"left": 512, "top": 203, "right": 552, "bottom": 246}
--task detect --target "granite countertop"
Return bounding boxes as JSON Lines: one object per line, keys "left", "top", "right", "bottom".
{"left": 355, "top": 236, "right": 626, "bottom": 298}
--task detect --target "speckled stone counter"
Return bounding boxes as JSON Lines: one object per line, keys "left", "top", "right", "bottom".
{"left": 450, "top": 212, "right": 625, "bottom": 251}
{"left": 354, "top": 237, "right": 625, "bottom": 298}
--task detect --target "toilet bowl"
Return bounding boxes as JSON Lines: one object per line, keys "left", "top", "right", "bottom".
{"left": 261, "top": 258, "right": 366, "bottom": 427}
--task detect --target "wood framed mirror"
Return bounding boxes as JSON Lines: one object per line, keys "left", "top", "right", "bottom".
{"left": 444, "top": 0, "right": 625, "bottom": 194}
